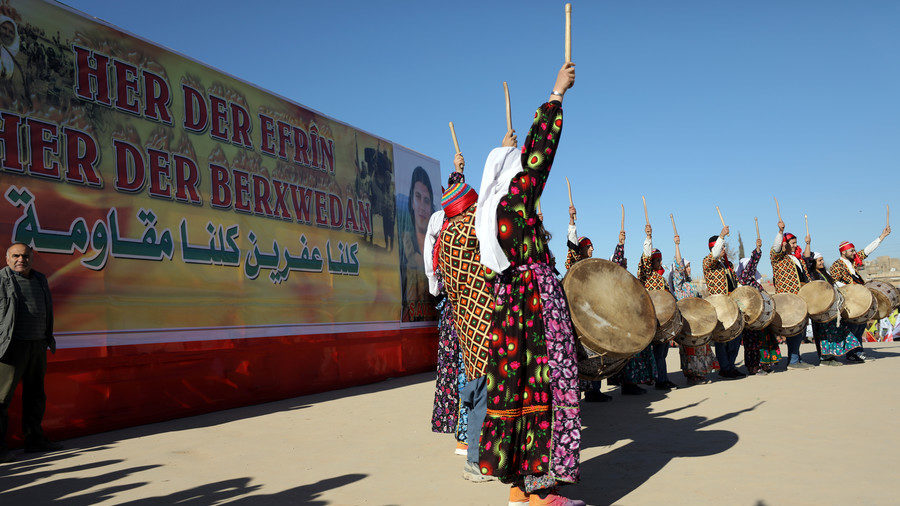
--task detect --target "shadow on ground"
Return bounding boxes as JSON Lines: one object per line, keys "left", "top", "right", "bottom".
{"left": 0, "top": 447, "right": 366, "bottom": 506}
{"left": 571, "top": 383, "right": 762, "bottom": 505}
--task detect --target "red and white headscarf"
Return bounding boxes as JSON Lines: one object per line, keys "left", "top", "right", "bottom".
{"left": 783, "top": 233, "right": 803, "bottom": 259}
{"left": 839, "top": 241, "right": 863, "bottom": 266}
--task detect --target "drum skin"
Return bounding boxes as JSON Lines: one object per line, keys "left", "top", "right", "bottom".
{"left": 706, "top": 294, "right": 745, "bottom": 343}
{"left": 675, "top": 297, "right": 717, "bottom": 346}
{"left": 771, "top": 293, "right": 809, "bottom": 337}
{"left": 649, "top": 290, "right": 683, "bottom": 343}
{"left": 563, "top": 258, "right": 656, "bottom": 359}
{"left": 865, "top": 280, "right": 900, "bottom": 311}
{"left": 799, "top": 280, "right": 836, "bottom": 317}
{"left": 839, "top": 284, "right": 874, "bottom": 323}
{"left": 731, "top": 286, "right": 763, "bottom": 326}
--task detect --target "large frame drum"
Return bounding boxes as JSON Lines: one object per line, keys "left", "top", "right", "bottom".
{"left": 649, "top": 289, "right": 683, "bottom": 343}
{"left": 730, "top": 286, "right": 774, "bottom": 330}
{"left": 839, "top": 284, "right": 876, "bottom": 324}
{"left": 799, "top": 280, "right": 842, "bottom": 323}
{"left": 675, "top": 297, "right": 717, "bottom": 347}
{"left": 706, "top": 294, "right": 745, "bottom": 343}
{"left": 771, "top": 293, "right": 809, "bottom": 337}
{"left": 868, "top": 287, "right": 892, "bottom": 320}
{"left": 563, "top": 258, "right": 657, "bottom": 366}
{"left": 866, "top": 280, "right": 900, "bottom": 313}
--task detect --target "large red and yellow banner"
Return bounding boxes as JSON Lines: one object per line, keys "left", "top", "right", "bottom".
{"left": 0, "top": 0, "right": 440, "bottom": 347}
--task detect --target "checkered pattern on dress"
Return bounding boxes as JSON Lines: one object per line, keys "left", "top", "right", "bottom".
{"left": 438, "top": 206, "right": 494, "bottom": 379}
{"left": 829, "top": 254, "right": 866, "bottom": 285}
{"left": 639, "top": 254, "right": 668, "bottom": 291}
{"left": 703, "top": 254, "right": 737, "bottom": 295}
{"left": 770, "top": 247, "right": 807, "bottom": 294}
{"left": 565, "top": 249, "right": 585, "bottom": 271}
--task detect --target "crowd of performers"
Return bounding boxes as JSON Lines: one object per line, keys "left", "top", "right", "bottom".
{"left": 423, "top": 63, "right": 891, "bottom": 506}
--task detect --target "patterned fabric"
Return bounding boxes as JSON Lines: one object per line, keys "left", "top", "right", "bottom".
{"left": 565, "top": 248, "right": 586, "bottom": 271}
{"left": 742, "top": 328, "right": 779, "bottom": 374}
{"left": 479, "top": 101, "right": 580, "bottom": 489}
{"left": 432, "top": 297, "right": 462, "bottom": 434}
{"left": 770, "top": 247, "right": 809, "bottom": 294}
{"left": 611, "top": 244, "right": 625, "bottom": 268}
{"left": 622, "top": 346, "right": 657, "bottom": 384}
{"left": 638, "top": 253, "right": 668, "bottom": 291}
{"left": 671, "top": 261, "right": 719, "bottom": 378}
{"left": 759, "top": 329, "right": 782, "bottom": 364}
{"left": 815, "top": 320, "right": 862, "bottom": 357}
{"left": 829, "top": 257, "right": 865, "bottom": 285}
{"left": 703, "top": 253, "right": 737, "bottom": 295}
{"left": 738, "top": 248, "right": 763, "bottom": 291}
{"left": 438, "top": 206, "right": 495, "bottom": 379}
{"left": 678, "top": 343, "right": 719, "bottom": 379}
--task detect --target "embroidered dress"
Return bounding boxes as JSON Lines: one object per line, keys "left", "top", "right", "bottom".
{"left": 479, "top": 101, "right": 580, "bottom": 491}
{"left": 735, "top": 249, "right": 778, "bottom": 372}
{"left": 771, "top": 247, "right": 809, "bottom": 294}
{"left": 703, "top": 254, "right": 737, "bottom": 295}
{"left": 432, "top": 295, "right": 465, "bottom": 435}
{"left": 670, "top": 260, "right": 718, "bottom": 378}
{"left": 815, "top": 320, "right": 862, "bottom": 357}
{"left": 438, "top": 204, "right": 495, "bottom": 379}
{"left": 759, "top": 328, "right": 782, "bottom": 365}
{"left": 638, "top": 253, "right": 668, "bottom": 291}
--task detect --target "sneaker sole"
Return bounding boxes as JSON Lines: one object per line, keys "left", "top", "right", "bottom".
{"left": 454, "top": 449, "right": 468, "bottom": 456}
{"left": 462, "top": 472, "right": 495, "bottom": 482}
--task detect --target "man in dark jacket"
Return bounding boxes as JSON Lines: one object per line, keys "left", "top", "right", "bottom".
{"left": 0, "top": 243, "right": 61, "bottom": 462}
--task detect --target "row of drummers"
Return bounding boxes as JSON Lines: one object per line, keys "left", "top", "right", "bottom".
{"left": 563, "top": 258, "right": 900, "bottom": 380}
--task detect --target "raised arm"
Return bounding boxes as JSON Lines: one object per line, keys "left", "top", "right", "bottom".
{"left": 519, "top": 64, "right": 575, "bottom": 189}
{"left": 862, "top": 225, "right": 891, "bottom": 258}
{"left": 711, "top": 225, "right": 729, "bottom": 258}
{"left": 674, "top": 233, "right": 682, "bottom": 267}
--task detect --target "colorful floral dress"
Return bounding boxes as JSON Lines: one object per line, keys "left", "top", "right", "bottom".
{"left": 431, "top": 292, "right": 467, "bottom": 440}
{"left": 670, "top": 260, "right": 719, "bottom": 378}
{"left": 478, "top": 101, "right": 580, "bottom": 492}
{"left": 807, "top": 260, "right": 863, "bottom": 358}
{"left": 607, "top": 244, "right": 657, "bottom": 385}
{"left": 737, "top": 248, "right": 781, "bottom": 372}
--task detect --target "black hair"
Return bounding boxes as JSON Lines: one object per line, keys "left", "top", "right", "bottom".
{"left": 407, "top": 166, "right": 434, "bottom": 217}
{"left": 708, "top": 235, "right": 719, "bottom": 250}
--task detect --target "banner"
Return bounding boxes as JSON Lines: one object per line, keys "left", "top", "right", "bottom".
{"left": 0, "top": 0, "right": 439, "bottom": 346}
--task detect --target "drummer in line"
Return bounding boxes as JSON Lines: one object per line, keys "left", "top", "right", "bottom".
{"left": 736, "top": 238, "right": 781, "bottom": 374}
{"left": 565, "top": 204, "right": 611, "bottom": 403}
{"left": 703, "top": 225, "right": 746, "bottom": 378}
{"left": 828, "top": 224, "right": 891, "bottom": 360}
{"left": 670, "top": 238, "right": 720, "bottom": 385}
{"left": 638, "top": 224, "right": 678, "bottom": 391}
{"left": 806, "top": 250, "right": 864, "bottom": 364}
{"left": 770, "top": 220, "right": 814, "bottom": 369}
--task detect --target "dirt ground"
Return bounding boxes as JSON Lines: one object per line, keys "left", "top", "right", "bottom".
{"left": 0, "top": 341, "right": 897, "bottom": 505}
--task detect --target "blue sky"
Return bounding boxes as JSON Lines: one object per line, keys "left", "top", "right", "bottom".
{"left": 62, "top": 0, "right": 898, "bottom": 276}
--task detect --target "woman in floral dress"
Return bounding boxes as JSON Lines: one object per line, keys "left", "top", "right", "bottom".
{"left": 474, "top": 63, "right": 584, "bottom": 506}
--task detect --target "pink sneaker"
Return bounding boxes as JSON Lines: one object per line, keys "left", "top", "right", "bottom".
{"left": 530, "top": 493, "right": 586, "bottom": 506}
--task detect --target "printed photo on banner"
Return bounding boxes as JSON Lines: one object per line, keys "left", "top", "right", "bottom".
{"left": 394, "top": 146, "right": 440, "bottom": 323}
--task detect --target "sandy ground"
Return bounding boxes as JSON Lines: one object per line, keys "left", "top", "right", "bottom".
{"left": 0, "top": 341, "right": 898, "bottom": 506}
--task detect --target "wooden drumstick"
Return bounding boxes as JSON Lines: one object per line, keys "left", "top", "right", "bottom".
{"left": 804, "top": 214, "right": 809, "bottom": 237}
{"left": 754, "top": 217, "right": 760, "bottom": 241}
{"left": 774, "top": 196, "right": 782, "bottom": 221}
{"left": 716, "top": 206, "right": 725, "bottom": 227}
{"left": 670, "top": 213, "right": 678, "bottom": 236}
{"left": 642, "top": 195, "right": 649, "bottom": 225}
{"left": 503, "top": 81, "right": 512, "bottom": 133}
{"left": 565, "top": 3, "right": 572, "bottom": 63}
{"left": 566, "top": 176, "right": 574, "bottom": 206}
{"left": 449, "top": 121, "right": 460, "bottom": 155}
{"left": 536, "top": 197, "right": 542, "bottom": 216}
{"left": 620, "top": 204, "right": 625, "bottom": 233}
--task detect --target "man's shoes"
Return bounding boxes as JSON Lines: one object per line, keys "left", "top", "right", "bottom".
{"left": 787, "top": 361, "right": 814, "bottom": 370}
{"left": 820, "top": 358, "right": 842, "bottom": 366}
{"left": 846, "top": 353, "right": 865, "bottom": 363}
{"left": 583, "top": 390, "right": 612, "bottom": 402}
{"left": 718, "top": 369, "right": 745, "bottom": 379}
{"left": 462, "top": 461, "right": 495, "bottom": 482}
{"left": 621, "top": 383, "right": 647, "bottom": 395}
{"left": 23, "top": 439, "right": 64, "bottom": 453}
{"left": 654, "top": 380, "right": 677, "bottom": 391}
{"left": 0, "top": 448, "right": 14, "bottom": 463}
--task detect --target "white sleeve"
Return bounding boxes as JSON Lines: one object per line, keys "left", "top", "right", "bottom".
{"left": 772, "top": 232, "right": 783, "bottom": 252}
{"left": 567, "top": 223, "right": 578, "bottom": 244}
{"left": 423, "top": 211, "right": 445, "bottom": 296}
{"left": 642, "top": 236, "right": 653, "bottom": 257}
{"left": 711, "top": 236, "right": 724, "bottom": 258}
{"left": 863, "top": 237, "right": 882, "bottom": 256}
